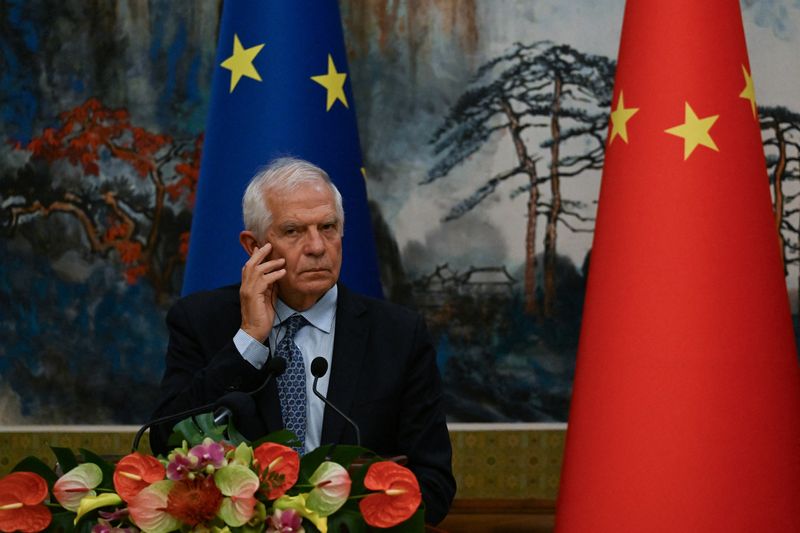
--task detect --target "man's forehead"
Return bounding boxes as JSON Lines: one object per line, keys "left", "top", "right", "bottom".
{"left": 267, "top": 182, "right": 334, "bottom": 207}
{"left": 274, "top": 212, "right": 338, "bottom": 225}
{"left": 271, "top": 203, "right": 339, "bottom": 225}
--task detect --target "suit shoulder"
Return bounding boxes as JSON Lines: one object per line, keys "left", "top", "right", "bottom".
{"left": 344, "top": 288, "right": 422, "bottom": 325}
{"left": 168, "top": 284, "right": 240, "bottom": 322}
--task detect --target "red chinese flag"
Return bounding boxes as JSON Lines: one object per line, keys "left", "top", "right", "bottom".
{"left": 556, "top": 1, "right": 800, "bottom": 531}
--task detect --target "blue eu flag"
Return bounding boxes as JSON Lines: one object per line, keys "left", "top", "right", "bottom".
{"left": 183, "top": 0, "right": 382, "bottom": 298}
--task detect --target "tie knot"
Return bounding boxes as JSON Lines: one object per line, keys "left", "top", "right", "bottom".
{"left": 282, "top": 314, "right": 308, "bottom": 340}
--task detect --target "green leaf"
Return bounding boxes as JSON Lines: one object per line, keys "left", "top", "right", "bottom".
{"left": 303, "top": 522, "right": 323, "bottom": 533}
{"left": 328, "top": 508, "right": 367, "bottom": 533}
{"left": 225, "top": 419, "right": 251, "bottom": 446}
{"left": 299, "top": 444, "right": 333, "bottom": 480}
{"left": 76, "top": 517, "right": 96, "bottom": 533}
{"left": 193, "top": 413, "right": 228, "bottom": 442}
{"left": 49, "top": 510, "right": 78, "bottom": 533}
{"left": 327, "top": 445, "right": 375, "bottom": 469}
{"left": 11, "top": 456, "right": 59, "bottom": 487}
{"left": 170, "top": 416, "right": 206, "bottom": 447}
{"left": 78, "top": 449, "right": 116, "bottom": 490}
{"left": 343, "top": 454, "right": 380, "bottom": 496}
{"left": 251, "top": 429, "right": 300, "bottom": 448}
{"left": 51, "top": 447, "right": 79, "bottom": 474}
{"left": 165, "top": 428, "right": 188, "bottom": 451}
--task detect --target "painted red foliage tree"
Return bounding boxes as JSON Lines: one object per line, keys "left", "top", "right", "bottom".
{"left": 3, "top": 98, "right": 202, "bottom": 302}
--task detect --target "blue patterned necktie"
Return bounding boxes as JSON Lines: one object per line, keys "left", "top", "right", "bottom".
{"left": 275, "top": 314, "right": 309, "bottom": 454}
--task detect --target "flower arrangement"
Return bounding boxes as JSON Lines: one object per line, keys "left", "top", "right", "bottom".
{"left": 0, "top": 415, "right": 424, "bottom": 533}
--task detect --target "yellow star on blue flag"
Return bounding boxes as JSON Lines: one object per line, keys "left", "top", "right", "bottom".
{"left": 220, "top": 34, "right": 265, "bottom": 93}
{"left": 311, "top": 54, "right": 349, "bottom": 111}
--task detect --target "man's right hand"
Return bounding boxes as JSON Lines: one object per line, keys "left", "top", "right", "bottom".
{"left": 240, "top": 243, "right": 286, "bottom": 342}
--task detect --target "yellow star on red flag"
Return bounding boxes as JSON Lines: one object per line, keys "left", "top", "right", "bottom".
{"left": 739, "top": 65, "right": 757, "bottom": 119}
{"left": 609, "top": 91, "right": 639, "bottom": 144}
{"left": 664, "top": 102, "right": 719, "bottom": 160}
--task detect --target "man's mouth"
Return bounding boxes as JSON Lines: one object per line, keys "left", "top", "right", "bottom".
{"left": 300, "top": 267, "right": 329, "bottom": 274}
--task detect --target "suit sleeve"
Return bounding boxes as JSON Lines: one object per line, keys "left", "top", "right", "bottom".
{"left": 149, "top": 297, "right": 267, "bottom": 454}
{"left": 398, "top": 315, "right": 457, "bottom": 525}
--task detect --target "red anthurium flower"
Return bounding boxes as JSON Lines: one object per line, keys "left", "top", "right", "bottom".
{"left": 0, "top": 471, "right": 52, "bottom": 533}
{"left": 165, "top": 476, "right": 223, "bottom": 526}
{"left": 114, "top": 452, "right": 166, "bottom": 502}
{"left": 359, "top": 462, "right": 422, "bottom": 528}
{"left": 252, "top": 443, "right": 299, "bottom": 500}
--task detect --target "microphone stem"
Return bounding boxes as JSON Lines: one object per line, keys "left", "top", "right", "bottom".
{"left": 131, "top": 402, "right": 217, "bottom": 453}
{"left": 312, "top": 376, "right": 361, "bottom": 447}
{"left": 134, "top": 357, "right": 287, "bottom": 454}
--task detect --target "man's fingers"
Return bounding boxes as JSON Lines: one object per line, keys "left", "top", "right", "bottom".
{"left": 245, "top": 268, "right": 286, "bottom": 293}
{"left": 262, "top": 268, "right": 287, "bottom": 285}
{"left": 242, "top": 259, "right": 286, "bottom": 294}
{"left": 253, "top": 257, "right": 286, "bottom": 275}
{"left": 244, "top": 243, "right": 272, "bottom": 269}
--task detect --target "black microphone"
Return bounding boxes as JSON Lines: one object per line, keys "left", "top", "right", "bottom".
{"left": 132, "top": 356, "right": 287, "bottom": 452}
{"left": 212, "top": 357, "right": 287, "bottom": 425}
{"left": 310, "top": 356, "right": 361, "bottom": 447}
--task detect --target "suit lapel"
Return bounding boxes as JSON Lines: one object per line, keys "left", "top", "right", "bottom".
{"left": 321, "top": 285, "right": 368, "bottom": 445}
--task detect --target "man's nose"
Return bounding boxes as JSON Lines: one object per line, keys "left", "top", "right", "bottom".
{"left": 304, "top": 228, "right": 325, "bottom": 255}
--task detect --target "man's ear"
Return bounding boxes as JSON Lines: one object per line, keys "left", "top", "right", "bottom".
{"left": 239, "top": 231, "right": 259, "bottom": 256}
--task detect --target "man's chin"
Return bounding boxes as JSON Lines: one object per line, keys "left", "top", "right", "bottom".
{"left": 278, "top": 275, "right": 337, "bottom": 310}
{"left": 295, "top": 273, "right": 336, "bottom": 291}
{"left": 298, "top": 269, "right": 334, "bottom": 280}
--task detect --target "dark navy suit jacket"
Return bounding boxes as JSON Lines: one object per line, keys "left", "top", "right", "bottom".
{"left": 150, "top": 283, "right": 455, "bottom": 524}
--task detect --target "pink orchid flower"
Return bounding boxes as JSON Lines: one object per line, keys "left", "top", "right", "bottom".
{"left": 165, "top": 453, "right": 196, "bottom": 481}
{"left": 188, "top": 439, "right": 227, "bottom": 471}
{"left": 266, "top": 508, "right": 304, "bottom": 533}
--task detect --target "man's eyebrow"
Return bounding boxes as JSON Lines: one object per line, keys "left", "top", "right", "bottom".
{"left": 277, "top": 220, "right": 301, "bottom": 230}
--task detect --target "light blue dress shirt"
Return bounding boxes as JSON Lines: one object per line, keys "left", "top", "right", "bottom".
{"left": 232, "top": 285, "right": 337, "bottom": 452}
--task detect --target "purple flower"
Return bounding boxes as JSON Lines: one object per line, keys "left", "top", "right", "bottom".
{"left": 166, "top": 453, "right": 196, "bottom": 480}
{"left": 189, "top": 439, "right": 227, "bottom": 470}
{"left": 98, "top": 508, "right": 130, "bottom": 522}
{"left": 91, "top": 518, "right": 139, "bottom": 533}
{"left": 266, "top": 508, "right": 305, "bottom": 533}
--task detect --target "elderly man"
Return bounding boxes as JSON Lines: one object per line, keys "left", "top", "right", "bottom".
{"left": 150, "top": 157, "right": 455, "bottom": 524}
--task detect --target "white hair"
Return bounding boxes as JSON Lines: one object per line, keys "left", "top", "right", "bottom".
{"left": 242, "top": 157, "right": 345, "bottom": 240}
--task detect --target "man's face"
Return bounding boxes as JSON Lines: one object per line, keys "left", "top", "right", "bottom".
{"left": 263, "top": 181, "right": 342, "bottom": 310}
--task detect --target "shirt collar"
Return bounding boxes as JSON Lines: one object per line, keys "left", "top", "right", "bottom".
{"left": 274, "top": 285, "right": 337, "bottom": 334}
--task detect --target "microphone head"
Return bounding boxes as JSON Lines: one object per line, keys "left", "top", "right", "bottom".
{"left": 267, "top": 356, "right": 287, "bottom": 376}
{"left": 213, "top": 391, "right": 261, "bottom": 438}
{"left": 215, "top": 390, "right": 253, "bottom": 410}
{"left": 310, "top": 356, "right": 328, "bottom": 378}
